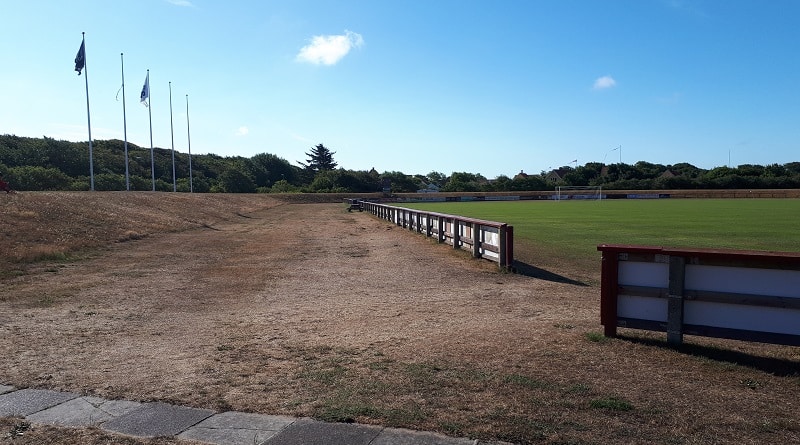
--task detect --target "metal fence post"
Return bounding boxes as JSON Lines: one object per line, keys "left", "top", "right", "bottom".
{"left": 667, "top": 256, "right": 686, "bottom": 345}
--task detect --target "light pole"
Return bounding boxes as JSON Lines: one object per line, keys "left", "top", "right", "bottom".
{"left": 603, "top": 145, "right": 622, "bottom": 164}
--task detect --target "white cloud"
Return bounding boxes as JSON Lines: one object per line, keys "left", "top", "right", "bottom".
{"left": 593, "top": 75, "right": 617, "bottom": 90}
{"left": 235, "top": 126, "right": 249, "bottom": 136}
{"left": 166, "top": 0, "right": 194, "bottom": 6}
{"left": 296, "top": 30, "right": 364, "bottom": 65}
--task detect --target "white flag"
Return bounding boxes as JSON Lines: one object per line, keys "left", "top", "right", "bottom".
{"left": 140, "top": 72, "right": 150, "bottom": 107}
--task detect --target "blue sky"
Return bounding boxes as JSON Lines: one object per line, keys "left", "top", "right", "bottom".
{"left": 2, "top": 0, "right": 799, "bottom": 178}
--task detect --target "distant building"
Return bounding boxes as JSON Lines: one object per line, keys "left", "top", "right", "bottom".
{"left": 545, "top": 168, "right": 571, "bottom": 183}
{"left": 417, "top": 182, "right": 440, "bottom": 193}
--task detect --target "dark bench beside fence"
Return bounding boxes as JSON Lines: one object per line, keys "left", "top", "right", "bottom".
{"left": 358, "top": 201, "right": 514, "bottom": 270}
{"left": 598, "top": 244, "right": 800, "bottom": 346}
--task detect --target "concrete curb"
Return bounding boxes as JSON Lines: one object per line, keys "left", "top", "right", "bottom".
{"left": 0, "top": 386, "right": 510, "bottom": 445}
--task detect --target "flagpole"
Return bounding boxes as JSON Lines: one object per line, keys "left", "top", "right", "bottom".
{"left": 186, "top": 94, "right": 193, "bottom": 193}
{"left": 81, "top": 32, "right": 95, "bottom": 191}
{"left": 169, "top": 81, "right": 176, "bottom": 192}
{"left": 120, "top": 53, "right": 130, "bottom": 191}
{"left": 147, "top": 70, "right": 155, "bottom": 191}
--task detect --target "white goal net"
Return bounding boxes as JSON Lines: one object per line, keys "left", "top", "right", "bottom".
{"left": 555, "top": 185, "right": 603, "bottom": 201}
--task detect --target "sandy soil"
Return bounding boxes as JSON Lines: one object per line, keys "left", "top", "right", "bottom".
{"left": 1, "top": 195, "right": 579, "bottom": 403}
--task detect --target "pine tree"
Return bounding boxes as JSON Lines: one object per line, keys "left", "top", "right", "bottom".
{"left": 299, "top": 144, "right": 338, "bottom": 173}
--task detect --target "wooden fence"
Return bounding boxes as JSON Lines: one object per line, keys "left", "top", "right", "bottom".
{"left": 358, "top": 201, "right": 514, "bottom": 270}
{"left": 598, "top": 244, "right": 800, "bottom": 346}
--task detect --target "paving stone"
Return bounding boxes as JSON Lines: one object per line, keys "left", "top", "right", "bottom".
{"left": 178, "top": 411, "right": 296, "bottom": 445}
{"left": 0, "top": 386, "right": 505, "bottom": 445}
{"left": 189, "top": 411, "right": 297, "bottom": 431}
{"left": 180, "top": 427, "right": 276, "bottom": 445}
{"left": 27, "top": 396, "right": 142, "bottom": 427}
{"left": 86, "top": 397, "right": 144, "bottom": 418}
{"left": 372, "top": 427, "right": 478, "bottom": 445}
{"left": 263, "top": 418, "right": 383, "bottom": 445}
{"left": 0, "top": 388, "right": 78, "bottom": 416}
{"left": 102, "top": 401, "right": 214, "bottom": 437}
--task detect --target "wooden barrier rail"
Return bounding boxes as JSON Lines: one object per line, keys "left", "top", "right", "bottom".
{"left": 358, "top": 200, "right": 514, "bottom": 270}
{"left": 598, "top": 244, "right": 800, "bottom": 346}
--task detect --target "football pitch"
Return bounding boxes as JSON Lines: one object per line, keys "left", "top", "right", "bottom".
{"left": 397, "top": 198, "right": 800, "bottom": 273}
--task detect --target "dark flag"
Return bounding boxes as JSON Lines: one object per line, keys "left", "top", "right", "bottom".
{"left": 75, "top": 40, "right": 86, "bottom": 75}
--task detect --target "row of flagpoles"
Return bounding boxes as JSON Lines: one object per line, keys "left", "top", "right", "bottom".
{"left": 74, "top": 32, "right": 193, "bottom": 192}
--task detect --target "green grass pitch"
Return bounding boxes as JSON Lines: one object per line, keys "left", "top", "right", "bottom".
{"left": 397, "top": 199, "right": 800, "bottom": 272}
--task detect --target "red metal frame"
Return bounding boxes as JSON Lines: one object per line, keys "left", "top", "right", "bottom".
{"left": 597, "top": 243, "right": 800, "bottom": 345}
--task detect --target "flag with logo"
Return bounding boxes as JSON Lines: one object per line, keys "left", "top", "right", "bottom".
{"left": 74, "top": 40, "right": 85, "bottom": 75}
{"left": 140, "top": 72, "right": 150, "bottom": 107}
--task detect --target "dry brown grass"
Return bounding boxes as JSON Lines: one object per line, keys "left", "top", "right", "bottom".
{"left": 12, "top": 244, "right": 69, "bottom": 263}
{"left": 1, "top": 191, "right": 799, "bottom": 444}
{"left": 0, "top": 416, "right": 201, "bottom": 444}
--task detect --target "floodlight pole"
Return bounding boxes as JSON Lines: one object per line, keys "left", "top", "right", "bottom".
{"left": 605, "top": 145, "right": 622, "bottom": 165}
{"left": 169, "top": 81, "right": 176, "bottom": 192}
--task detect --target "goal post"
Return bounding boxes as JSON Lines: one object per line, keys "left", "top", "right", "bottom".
{"left": 555, "top": 185, "right": 603, "bottom": 201}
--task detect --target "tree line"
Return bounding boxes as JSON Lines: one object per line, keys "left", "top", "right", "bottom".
{"left": 2, "top": 134, "right": 799, "bottom": 193}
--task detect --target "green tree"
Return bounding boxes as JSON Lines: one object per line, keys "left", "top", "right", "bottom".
{"left": 247, "top": 153, "right": 299, "bottom": 188}
{"left": 704, "top": 166, "right": 736, "bottom": 181}
{"left": 633, "top": 161, "right": 667, "bottom": 179}
{"left": 784, "top": 162, "right": 800, "bottom": 176}
{"left": 736, "top": 164, "right": 765, "bottom": 177}
{"left": 668, "top": 163, "right": 704, "bottom": 179}
{"left": 299, "top": 144, "right": 337, "bottom": 173}
{"left": 6, "top": 166, "right": 72, "bottom": 191}
{"left": 217, "top": 166, "right": 256, "bottom": 193}
{"left": 763, "top": 163, "right": 787, "bottom": 177}
{"left": 94, "top": 173, "right": 126, "bottom": 191}
{"left": 307, "top": 170, "right": 339, "bottom": 192}
{"left": 380, "top": 171, "right": 420, "bottom": 193}
{"left": 270, "top": 179, "right": 299, "bottom": 193}
{"left": 187, "top": 173, "right": 212, "bottom": 193}
{"left": 563, "top": 164, "right": 601, "bottom": 186}
{"left": 510, "top": 174, "right": 547, "bottom": 191}
{"left": 654, "top": 174, "right": 698, "bottom": 190}
{"left": 488, "top": 175, "right": 512, "bottom": 191}
{"left": 601, "top": 163, "right": 638, "bottom": 183}
{"left": 335, "top": 169, "right": 380, "bottom": 192}
{"left": 442, "top": 172, "right": 485, "bottom": 192}
{"left": 426, "top": 171, "right": 447, "bottom": 187}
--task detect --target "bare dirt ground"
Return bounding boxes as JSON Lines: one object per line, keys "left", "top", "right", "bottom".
{"left": 1, "top": 192, "right": 799, "bottom": 444}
